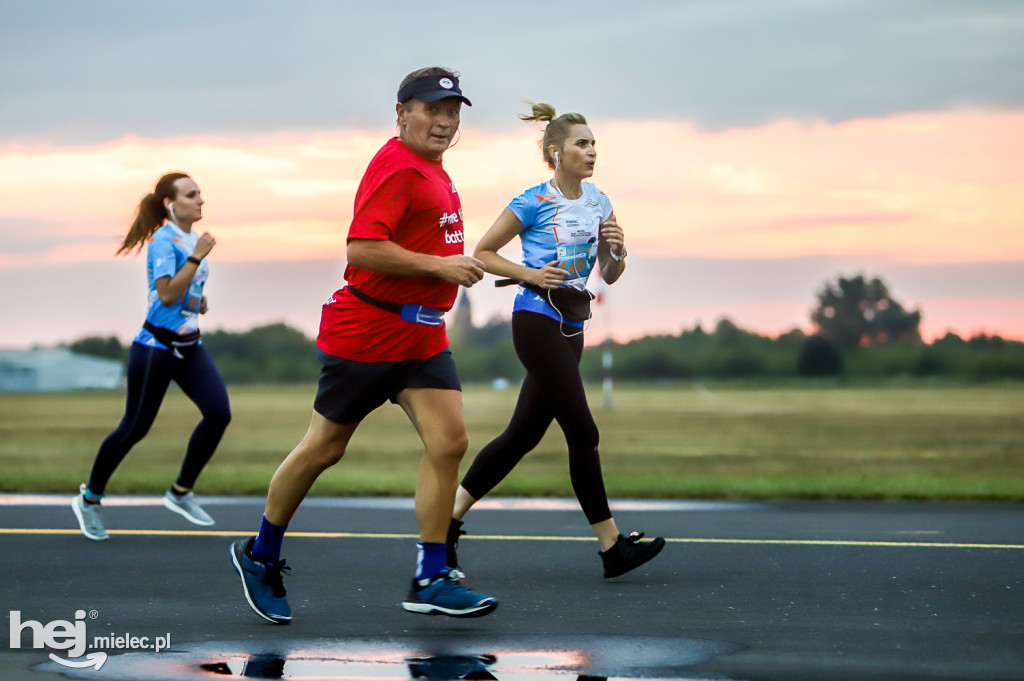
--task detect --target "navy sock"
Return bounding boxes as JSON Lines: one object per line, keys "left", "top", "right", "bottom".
{"left": 251, "top": 515, "right": 287, "bottom": 563}
{"left": 416, "top": 542, "right": 447, "bottom": 584}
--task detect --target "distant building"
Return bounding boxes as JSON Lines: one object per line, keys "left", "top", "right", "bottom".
{"left": 449, "top": 289, "right": 473, "bottom": 340}
{"left": 0, "top": 348, "right": 125, "bottom": 392}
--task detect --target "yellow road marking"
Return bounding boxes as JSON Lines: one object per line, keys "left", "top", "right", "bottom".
{"left": 2, "top": 527, "right": 1022, "bottom": 549}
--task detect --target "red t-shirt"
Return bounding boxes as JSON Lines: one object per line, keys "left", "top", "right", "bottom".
{"left": 317, "top": 138, "right": 466, "bottom": 361}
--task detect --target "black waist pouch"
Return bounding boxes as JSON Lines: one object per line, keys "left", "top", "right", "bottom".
{"left": 143, "top": 321, "right": 201, "bottom": 358}
{"left": 522, "top": 283, "right": 595, "bottom": 323}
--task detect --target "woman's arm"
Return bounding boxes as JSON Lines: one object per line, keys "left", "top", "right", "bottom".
{"left": 474, "top": 208, "right": 567, "bottom": 289}
{"left": 155, "top": 232, "right": 216, "bottom": 306}
{"left": 596, "top": 212, "right": 626, "bottom": 285}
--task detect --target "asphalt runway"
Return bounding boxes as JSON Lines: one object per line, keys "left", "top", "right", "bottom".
{"left": 2, "top": 494, "right": 1023, "bottom": 681}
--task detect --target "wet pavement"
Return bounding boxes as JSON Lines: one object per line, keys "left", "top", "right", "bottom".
{"left": 2, "top": 495, "right": 1024, "bottom": 680}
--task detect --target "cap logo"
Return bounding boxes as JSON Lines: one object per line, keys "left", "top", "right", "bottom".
{"left": 439, "top": 77, "right": 454, "bottom": 89}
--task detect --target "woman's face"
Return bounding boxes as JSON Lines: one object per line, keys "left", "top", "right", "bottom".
{"left": 397, "top": 97, "right": 462, "bottom": 161}
{"left": 553, "top": 124, "right": 596, "bottom": 179}
{"left": 166, "top": 177, "right": 204, "bottom": 224}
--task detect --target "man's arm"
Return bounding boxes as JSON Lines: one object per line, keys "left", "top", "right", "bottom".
{"left": 347, "top": 238, "right": 485, "bottom": 287}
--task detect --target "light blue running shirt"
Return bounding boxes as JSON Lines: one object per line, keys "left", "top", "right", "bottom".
{"left": 133, "top": 221, "right": 209, "bottom": 350}
{"left": 508, "top": 180, "right": 613, "bottom": 326}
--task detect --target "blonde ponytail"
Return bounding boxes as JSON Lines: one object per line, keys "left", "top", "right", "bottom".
{"left": 519, "top": 102, "right": 587, "bottom": 170}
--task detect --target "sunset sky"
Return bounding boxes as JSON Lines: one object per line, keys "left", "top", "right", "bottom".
{"left": 2, "top": 1, "right": 1022, "bottom": 347}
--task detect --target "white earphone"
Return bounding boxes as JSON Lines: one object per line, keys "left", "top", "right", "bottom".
{"left": 554, "top": 151, "right": 560, "bottom": 171}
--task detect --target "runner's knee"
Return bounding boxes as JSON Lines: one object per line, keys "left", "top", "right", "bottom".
{"left": 202, "top": 404, "right": 232, "bottom": 430}
{"left": 424, "top": 429, "right": 469, "bottom": 466}
{"left": 294, "top": 434, "right": 347, "bottom": 471}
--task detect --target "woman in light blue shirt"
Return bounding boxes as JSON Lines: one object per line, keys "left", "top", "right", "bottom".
{"left": 449, "top": 104, "right": 665, "bottom": 579}
{"left": 72, "top": 173, "right": 231, "bottom": 541}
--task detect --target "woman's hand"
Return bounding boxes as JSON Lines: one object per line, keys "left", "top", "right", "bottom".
{"left": 192, "top": 232, "right": 216, "bottom": 260}
{"left": 200, "top": 296, "right": 209, "bottom": 314}
{"left": 599, "top": 214, "right": 625, "bottom": 259}
{"left": 598, "top": 212, "right": 626, "bottom": 285}
{"left": 530, "top": 260, "right": 569, "bottom": 289}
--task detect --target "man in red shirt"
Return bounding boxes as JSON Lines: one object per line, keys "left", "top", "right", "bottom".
{"left": 230, "top": 67, "right": 497, "bottom": 622}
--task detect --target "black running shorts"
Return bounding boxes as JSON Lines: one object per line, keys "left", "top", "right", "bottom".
{"left": 313, "top": 347, "right": 461, "bottom": 424}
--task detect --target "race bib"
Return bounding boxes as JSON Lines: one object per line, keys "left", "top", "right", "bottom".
{"left": 556, "top": 241, "right": 598, "bottom": 288}
{"left": 182, "top": 281, "right": 203, "bottom": 315}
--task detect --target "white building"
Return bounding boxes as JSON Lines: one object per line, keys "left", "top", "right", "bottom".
{"left": 0, "top": 348, "right": 125, "bottom": 392}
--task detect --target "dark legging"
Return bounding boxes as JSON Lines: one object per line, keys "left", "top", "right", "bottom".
{"left": 87, "top": 342, "right": 231, "bottom": 496}
{"left": 461, "top": 311, "right": 612, "bottom": 524}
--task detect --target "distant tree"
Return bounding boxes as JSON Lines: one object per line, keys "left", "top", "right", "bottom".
{"left": 712, "top": 318, "right": 744, "bottom": 347}
{"left": 797, "top": 336, "right": 843, "bottom": 376}
{"left": 462, "top": 316, "right": 513, "bottom": 347}
{"left": 202, "top": 323, "right": 320, "bottom": 383}
{"left": 811, "top": 274, "right": 921, "bottom": 349}
{"left": 69, "top": 335, "right": 126, "bottom": 361}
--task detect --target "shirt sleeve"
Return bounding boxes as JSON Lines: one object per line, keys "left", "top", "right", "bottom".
{"left": 148, "top": 236, "right": 178, "bottom": 280}
{"left": 348, "top": 168, "right": 417, "bottom": 242}
{"left": 599, "top": 190, "right": 614, "bottom": 223}
{"left": 507, "top": 187, "right": 538, "bottom": 230}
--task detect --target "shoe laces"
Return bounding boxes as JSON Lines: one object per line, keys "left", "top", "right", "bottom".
{"left": 438, "top": 568, "right": 469, "bottom": 586}
{"left": 264, "top": 560, "right": 291, "bottom": 598}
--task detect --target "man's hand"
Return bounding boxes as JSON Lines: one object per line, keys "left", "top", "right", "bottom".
{"left": 436, "top": 254, "right": 486, "bottom": 287}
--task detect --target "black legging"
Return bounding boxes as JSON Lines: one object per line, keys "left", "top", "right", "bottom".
{"left": 461, "top": 311, "right": 612, "bottom": 524}
{"left": 87, "top": 342, "right": 231, "bottom": 496}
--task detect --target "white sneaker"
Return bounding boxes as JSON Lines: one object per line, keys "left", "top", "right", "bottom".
{"left": 162, "top": 490, "right": 215, "bottom": 526}
{"left": 72, "top": 485, "right": 109, "bottom": 541}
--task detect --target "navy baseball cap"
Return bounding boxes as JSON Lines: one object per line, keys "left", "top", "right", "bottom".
{"left": 397, "top": 74, "right": 472, "bottom": 106}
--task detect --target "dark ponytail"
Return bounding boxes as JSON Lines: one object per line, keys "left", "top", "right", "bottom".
{"left": 117, "top": 172, "right": 190, "bottom": 255}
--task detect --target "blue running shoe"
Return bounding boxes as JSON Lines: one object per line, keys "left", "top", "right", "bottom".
{"left": 230, "top": 537, "right": 291, "bottom": 624}
{"left": 401, "top": 569, "right": 497, "bottom": 618}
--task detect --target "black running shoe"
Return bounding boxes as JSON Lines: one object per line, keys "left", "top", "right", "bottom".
{"left": 599, "top": 531, "right": 666, "bottom": 578}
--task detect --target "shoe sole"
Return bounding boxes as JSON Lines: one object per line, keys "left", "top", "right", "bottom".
{"left": 229, "top": 542, "right": 291, "bottom": 625}
{"left": 71, "top": 498, "right": 108, "bottom": 541}
{"left": 400, "top": 599, "right": 498, "bottom": 618}
{"left": 603, "top": 538, "right": 666, "bottom": 578}
{"left": 163, "top": 496, "right": 215, "bottom": 526}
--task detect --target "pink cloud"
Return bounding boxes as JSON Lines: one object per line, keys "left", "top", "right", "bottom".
{"left": 1, "top": 111, "right": 1022, "bottom": 344}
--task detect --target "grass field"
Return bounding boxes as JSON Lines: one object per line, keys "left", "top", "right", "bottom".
{"left": 1, "top": 382, "right": 1022, "bottom": 501}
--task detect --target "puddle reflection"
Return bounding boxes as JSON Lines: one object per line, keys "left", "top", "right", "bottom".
{"left": 37, "top": 635, "right": 739, "bottom": 680}
{"left": 200, "top": 652, "right": 610, "bottom": 680}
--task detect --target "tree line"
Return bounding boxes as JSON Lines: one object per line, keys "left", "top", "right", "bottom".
{"left": 68, "top": 275, "right": 1024, "bottom": 383}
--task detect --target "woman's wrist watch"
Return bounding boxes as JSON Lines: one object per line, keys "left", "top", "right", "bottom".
{"left": 610, "top": 246, "right": 628, "bottom": 262}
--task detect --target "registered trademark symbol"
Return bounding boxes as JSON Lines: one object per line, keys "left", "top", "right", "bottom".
{"left": 89, "top": 610, "right": 99, "bottom": 619}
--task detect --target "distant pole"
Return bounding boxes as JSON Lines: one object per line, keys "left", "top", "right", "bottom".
{"left": 602, "top": 341, "right": 613, "bottom": 411}
{"left": 600, "top": 283, "right": 613, "bottom": 411}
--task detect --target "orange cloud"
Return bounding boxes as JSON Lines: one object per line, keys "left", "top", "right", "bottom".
{"left": 2, "top": 111, "right": 1021, "bottom": 267}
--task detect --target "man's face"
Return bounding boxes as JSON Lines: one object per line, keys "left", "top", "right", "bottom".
{"left": 397, "top": 97, "right": 462, "bottom": 160}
